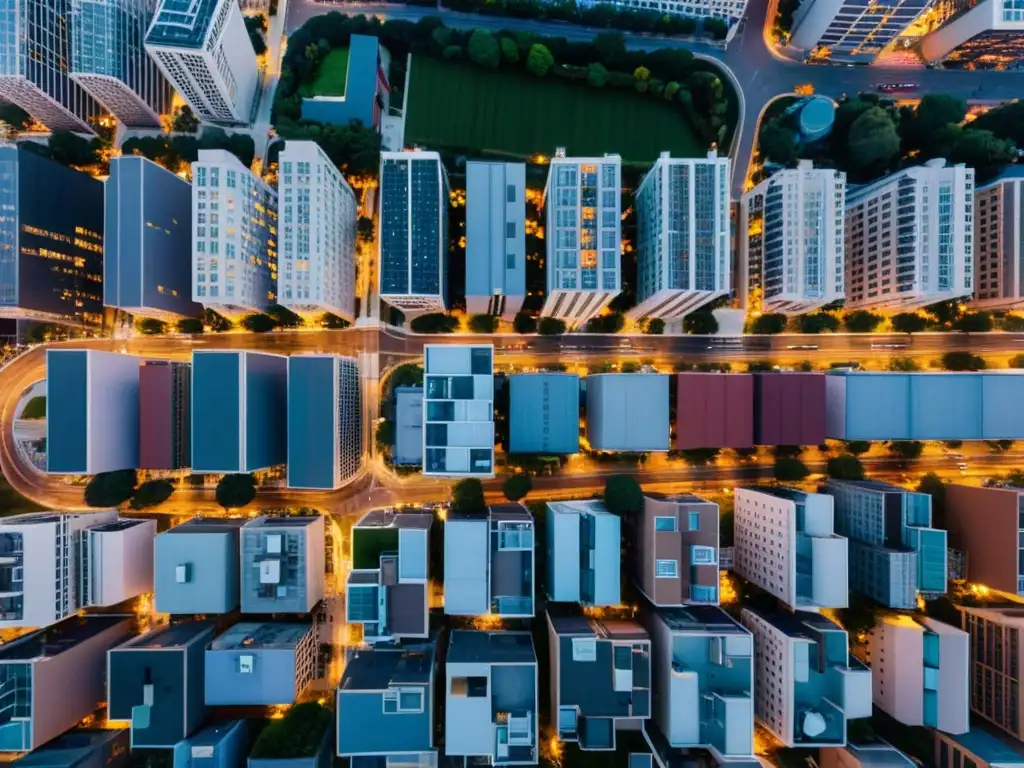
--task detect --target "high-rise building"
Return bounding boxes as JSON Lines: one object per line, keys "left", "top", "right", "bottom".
{"left": 960, "top": 606, "right": 1024, "bottom": 740}
{"left": 945, "top": 483, "right": 1024, "bottom": 598}
{"left": 422, "top": 344, "right": 494, "bottom": 477}
{"left": 378, "top": 151, "right": 449, "bottom": 311}
{"left": 733, "top": 486, "right": 849, "bottom": 611}
{"left": 278, "top": 141, "right": 358, "bottom": 321}
{"left": 846, "top": 159, "right": 975, "bottom": 310}
{"left": 921, "top": 0, "right": 1024, "bottom": 68}
{"left": 739, "top": 160, "right": 846, "bottom": 313}
{"left": 144, "top": 0, "right": 258, "bottom": 124}
{"left": 0, "top": 146, "right": 104, "bottom": 326}
{"left": 632, "top": 151, "right": 731, "bottom": 322}
{"left": 789, "top": 0, "right": 931, "bottom": 61}
{"left": 70, "top": 0, "right": 172, "bottom": 128}
{"left": 465, "top": 161, "right": 526, "bottom": 319}
{"left": 971, "top": 168, "right": 1024, "bottom": 310}
{"left": 823, "top": 479, "right": 947, "bottom": 609}
{"left": 105, "top": 156, "right": 202, "bottom": 320}
{"left": 191, "top": 149, "right": 278, "bottom": 313}
{"left": 0, "top": 0, "right": 101, "bottom": 133}
{"left": 541, "top": 151, "right": 622, "bottom": 327}
{"left": 138, "top": 360, "right": 191, "bottom": 470}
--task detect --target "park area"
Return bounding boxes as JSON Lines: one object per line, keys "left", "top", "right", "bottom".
{"left": 404, "top": 56, "right": 705, "bottom": 163}
{"left": 299, "top": 47, "right": 349, "bottom": 97}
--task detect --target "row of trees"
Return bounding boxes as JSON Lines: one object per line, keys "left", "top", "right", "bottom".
{"left": 137, "top": 307, "right": 349, "bottom": 336}
{"left": 84, "top": 470, "right": 257, "bottom": 510}
{"left": 750, "top": 303, "right": 1021, "bottom": 336}
{"left": 450, "top": 472, "right": 642, "bottom": 514}
{"left": 121, "top": 128, "right": 256, "bottom": 175}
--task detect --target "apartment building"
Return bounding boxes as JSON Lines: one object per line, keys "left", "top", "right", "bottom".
{"left": 239, "top": 515, "right": 325, "bottom": 614}
{"left": 465, "top": 161, "right": 526, "bottom": 319}
{"left": 945, "top": 483, "right": 1024, "bottom": 597}
{"left": 921, "top": 0, "right": 1024, "bottom": 68}
{"left": 971, "top": 168, "right": 1024, "bottom": 310}
{"left": 204, "top": 622, "right": 317, "bottom": 706}
{"left": 508, "top": 373, "right": 580, "bottom": 454}
{"left": 423, "top": 344, "right": 494, "bottom": 477}
{"left": 153, "top": 517, "right": 245, "bottom": 614}
{"left": 546, "top": 500, "right": 621, "bottom": 608}
{"left": 636, "top": 494, "right": 719, "bottom": 607}
{"left": 138, "top": 361, "right": 191, "bottom": 471}
{"left": 586, "top": 374, "right": 670, "bottom": 452}
{"left": 960, "top": 606, "right": 1024, "bottom": 739}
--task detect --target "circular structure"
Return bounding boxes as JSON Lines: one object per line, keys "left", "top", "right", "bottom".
{"left": 799, "top": 96, "right": 836, "bottom": 142}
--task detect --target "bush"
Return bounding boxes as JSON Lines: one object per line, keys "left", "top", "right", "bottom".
{"left": 587, "top": 62, "right": 608, "bottom": 87}
{"left": 242, "top": 313, "right": 277, "bottom": 333}
{"left": 468, "top": 29, "right": 501, "bottom": 67}
{"left": 137, "top": 317, "right": 167, "bottom": 335}
{"left": 887, "top": 441, "right": 924, "bottom": 460}
{"left": 953, "top": 312, "right": 993, "bottom": 333}
{"left": 586, "top": 312, "right": 625, "bottom": 333}
{"left": 684, "top": 312, "right": 718, "bottom": 334}
{"left": 750, "top": 313, "right": 787, "bottom": 334}
{"left": 410, "top": 313, "right": 458, "bottom": 333}
{"left": 176, "top": 317, "right": 204, "bottom": 334}
{"left": 1002, "top": 314, "right": 1024, "bottom": 332}
{"left": 603, "top": 474, "right": 643, "bottom": 514}
{"left": 205, "top": 309, "right": 232, "bottom": 332}
{"left": 645, "top": 318, "right": 665, "bottom": 334}
{"left": 514, "top": 313, "right": 537, "bottom": 333}
{"left": 526, "top": 43, "right": 554, "bottom": 76}
{"left": 20, "top": 396, "right": 45, "bottom": 420}
{"left": 891, "top": 313, "right": 926, "bottom": 334}
{"left": 773, "top": 457, "right": 809, "bottom": 482}
{"left": 266, "top": 305, "right": 304, "bottom": 328}
{"left": 452, "top": 478, "right": 485, "bottom": 513}
{"left": 827, "top": 454, "right": 864, "bottom": 480}
{"left": 942, "top": 351, "right": 986, "bottom": 371}
{"left": 443, "top": 45, "right": 463, "bottom": 60}
{"left": 321, "top": 313, "right": 351, "bottom": 329}
{"left": 888, "top": 357, "right": 920, "bottom": 371}
{"left": 844, "top": 310, "right": 882, "bottom": 333}
{"left": 503, "top": 473, "right": 532, "bottom": 501}
{"left": 500, "top": 36, "right": 519, "bottom": 63}
{"left": 216, "top": 473, "right": 257, "bottom": 509}
{"left": 130, "top": 479, "right": 174, "bottom": 510}
{"left": 85, "top": 470, "right": 138, "bottom": 508}
{"left": 704, "top": 17, "right": 729, "bottom": 39}
{"left": 844, "top": 440, "right": 871, "bottom": 455}
{"left": 1011, "top": 354, "right": 1024, "bottom": 369}
{"left": 799, "top": 313, "right": 839, "bottom": 334}
{"left": 538, "top": 317, "right": 567, "bottom": 335}
{"left": 468, "top": 314, "right": 499, "bottom": 333}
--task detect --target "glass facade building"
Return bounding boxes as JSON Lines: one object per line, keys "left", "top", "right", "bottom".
{"left": 70, "top": 0, "right": 171, "bottom": 128}
{"left": 790, "top": 0, "right": 931, "bottom": 61}
{"left": 922, "top": 0, "right": 1024, "bottom": 68}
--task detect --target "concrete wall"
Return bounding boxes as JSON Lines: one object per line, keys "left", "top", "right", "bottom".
{"left": 945, "top": 484, "right": 1020, "bottom": 594}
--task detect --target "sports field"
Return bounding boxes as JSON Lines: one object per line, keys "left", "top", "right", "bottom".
{"left": 404, "top": 56, "right": 706, "bottom": 164}
{"left": 300, "top": 47, "right": 349, "bottom": 97}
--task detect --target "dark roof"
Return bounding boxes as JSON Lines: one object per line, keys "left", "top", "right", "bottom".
{"left": 387, "top": 584, "right": 426, "bottom": 635}
{"left": 0, "top": 615, "right": 130, "bottom": 661}
{"left": 341, "top": 644, "right": 434, "bottom": 691}
{"left": 447, "top": 630, "right": 536, "bottom": 665}
{"left": 12, "top": 729, "right": 128, "bottom": 768}
{"left": 168, "top": 517, "right": 248, "bottom": 534}
{"left": 118, "top": 620, "right": 216, "bottom": 650}
{"left": 742, "top": 607, "right": 842, "bottom": 638}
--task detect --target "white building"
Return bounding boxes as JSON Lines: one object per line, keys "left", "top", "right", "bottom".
{"left": 541, "top": 151, "right": 622, "bottom": 327}
{"left": 465, "top": 161, "right": 526, "bottom": 319}
{"left": 733, "top": 487, "right": 849, "bottom": 611}
{"left": 0, "top": 510, "right": 155, "bottom": 628}
{"left": 789, "top": 0, "right": 931, "bottom": 61}
{"left": 144, "top": 0, "right": 259, "bottom": 125}
{"left": 846, "top": 159, "right": 975, "bottom": 311}
{"left": 866, "top": 615, "right": 969, "bottom": 734}
{"left": 632, "top": 151, "right": 731, "bottom": 323}
{"left": 422, "top": 344, "right": 494, "bottom": 477}
{"left": 739, "top": 160, "right": 846, "bottom": 313}
{"left": 741, "top": 608, "right": 872, "bottom": 748}
{"left": 921, "top": 0, "right": 1024, "bottom": 68}
{"left": 278, "top": 141, "right": 358, "bottom": 320}
{"left": 971, "top": 168, "right": 1024, "bottom": 310}
{"left": 191, "top": 148, "right": 278, "bottom": 313}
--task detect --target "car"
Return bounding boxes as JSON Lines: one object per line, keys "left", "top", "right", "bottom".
{"left": 870, "top": 343, "right": 907, "bottom": 350}
{"left": 877, "top": 83, "right": 918, "bottom": 94}
{"left": 786, "top": 344, "right": 819, "bottom": 350}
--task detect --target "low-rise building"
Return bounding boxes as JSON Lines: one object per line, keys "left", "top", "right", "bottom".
{"left": 172, "top": 721, "right": 247, "bottom": 768}
{"left": 546, "top": 500, "right": 620, "bottom": 607}
{"left": 636, "top": 494, "right": 719, "bottom": 607}
{"left": 820, "top": 743, "right": 917, "bottom": 768}
{"left": 0, "top": 615, "right": 133, "bottom": 752}
{"left": 753, "top": 372, "right": 826, "bottom": 446}
{"left": 205, "top": 623, "right": 316, "bottom": 706}
{"left": 393, "top": 386, "right": 423, "bottom": 466}
{"left": 336, "top": 641, "right": 437, "bottom": 766}
{"left": 445, "top": 630, "right": 538, "bottom": 765}
{"left": 299, "top": 35, "right": 391, "bottom": 130}
{"left": 644, "top": 606, "right": 755, "bottom": 763}
{"left": 249, "top": 704, "right": 332, "bottom": 768}
{"left": 508, "top": 373, "right": 580, "bottom": 455}
{"left": 960, "top": 606, "right": 1024, "bottom": 739}
{"left": 347, "top": 509, "right": 432, "bottom": 644}
{"left": 444, "top": 503, "right": 535, "bottom": 618}
{"left": 465, "top": 161, "right": 526, "bottom": 319}
{"left": 547, "top": 613, "right": 651, "bottom": 751}
{"left": 945, "top": 483, "right": 1024, "bottom": 597}
{"left": 154, "top": 518, "right": 246, "bottom": 615}
{"left": 586, "top": 374, "right": 670, "bottom": 452}
{"left": 866, "top": 615, "right": 969, "bottom": 734}
{"left": 741, "top": 608, "right": 872, "bottom": 747}
{"left": 139, "top": 361, "right": 191, "bottom": 471}
{"left": 108, "top": 621, "right": 216, "bottom": 749}
{"left": 675, "top": 373, "right": 754, "bottom": 450}
{"left": 935, "top": 727, "right": 1024, "bottom": 768}
{"left": 12, "top": 729, "right": 131, "bottom": 768}
{"left": 423, "top": 344, "right": 494, "bottom": 477}
{"left": 240, "top": 516, "right": 325, "bottom": 614}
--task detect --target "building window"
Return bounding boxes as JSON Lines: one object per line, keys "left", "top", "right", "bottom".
{"left": 656, "top": 559, "right": 678, "bottom": 578}
{"left": 688, "top": 512, "right": 701, "bottom": 531}
{"left": 572, "top": 637, "right": 597, "bottom": 661}
{"left": 506, "top": 221, "right": 517, "bottom": 238}
{"left": 507, "top": 184, "right": 516, "bottom": 203}
{"left": 655, "top": 517, "right": 677, "bottom": 532}
{"left": 506, "top": 253, "right": 516, "bottom": 270}
{"left": 238, "top": 655, "right": 254, "bottom": 674}
{"left": 383, "top": 688, "right": 424, "bottom": 714}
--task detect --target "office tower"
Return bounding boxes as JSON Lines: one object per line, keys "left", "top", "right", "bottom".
{"left": 287, "top": 354, "right": 361, "bottom": 490}
{"left": 733, "top": 487, "right": 849, "bottom": 611}
{"left": 945, "top": 483, "right": 1024, "bottom": 597}
{"left": 145, "top": 0, "right": 258, "bottom": 124}
{"left": 378, "top": 151, "right": 449, "bottom": 311}
{"left": 741, "top": 608, "right": 871, "bottom": 747}
{"left": 70, "top": 0, "right": 172, "bottom": 128}
{"left": 545, "top": 499, "right": 621, "bottom": 607}
{"left": 541, "top": 151, "right": 622, "bottom": 327}
{"left": 739, "top": 160, "right": 846, "bottom": 313}
{"left": 191, "top": 149, "right": 278, "bottom": 313}
{"left": 972, "top": 169, "right": 1024, "bottom": 310}
{"left": 961, "top": 606, "right": 1024, "bottom": 739}
{"left": 47, "top": 350, "right": 140, "bottom": 475}
{"left": 846, "top": 159, "right": 975, "bottom": 310}
{"left": 105, "top": 155, "right": 202, "bottom": 320}
{"left": 921, "top": 0, "right": 1024, "bottom": 68}
{"left": 239, "top": 515, "right": 325, "bottom": 614}
{"left": 0, "top": 0, "right": 101, "bottom": 133}
{"left": 866, "top": 616, "right": 969, "bottom": 734}
{"left": 632, "top": 150, "right": 731, "bottom": 322}
{"left": 465, "top": 161, "right": 526, "bottom": 319}
{"left": 278, "top": 141, "right": 358, "bottom": 321}
{"left": 789, "top": 0, "right": 931, "bottom": 61}
{"left": 824, "top": 479, "right": 947, "bottom": 609}
{"left": 636, "top": 494, "right": 719, "bottom": 606}
{"left": 422, "top": 344, "right": 494, "bottom": 477}
{"left": 0, "top": 146, "right": 104, "bottom": 326}
{"left": 138, "top": 360, "right": 191, "bottom": 470}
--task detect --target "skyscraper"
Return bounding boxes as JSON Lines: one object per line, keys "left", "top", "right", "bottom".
{"left": 0, "top": 0, "right": 101, "bottom": 133}
{"left": 144, "top": 0, "right": 258, "bottom": 125}
{"left": 278, "top": 141, "right": 358, "bottom": 321}
{"left": 71, "top": 0, "right": 172, "bottom": 128}
{"left": 632, "top": 150, "right": 731, "bottom": 322}
{"left": 739, "top": 160, "right": 845, "bottom": 313}
{"left": 465, "top": 161, "right": 526, "bottom": 319}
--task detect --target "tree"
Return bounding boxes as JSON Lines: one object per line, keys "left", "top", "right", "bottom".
{"left": 799, "top": 313, "right": 839, "bottom": 334}
{"left": 514, "top": 313, "right": 537, "bottom": 334}
{"left": 750, "top": 313, "right": 787, "bottom": 334}
{"left": 704, "top": 17, "right": 729, "bottom": 39}
{"left": 844, "top": 440, "right": 871, "bottom": 455}
{"left": 774, "top": 457, "right": 809, "bottom": 482}
{"left": 0, "top": 103, "right": 30, "bottom": 130}
{"left": 442, "top": 45, "right": 463, "bottom": 60}
{"left": 431, "top": 26, "right": 453, "bottom": 49}
{"left": 586, "top": 312, "right": 625, "bottom": 334}
{"left": 888, "top": 357, "right": 920, "bottom": 371}
{"left": 917, "top": 471, "right": 947, "bottom": 528}
{"left": 847, "top": 107, "right": 900, "bottom": 177}
{"left": 503, "top": 473, "right": 532, "bottom": 502}
{"left": 242, "top": 313, "right": 277, "bottom": 333}
{"left": 410, "top": 313, "right": 458, "bottom": 333}
{"left": 664, "top": 81, "right": 681, "bottom": 100}
{"left": 171, "top": 105, "right": 200, "bottom": 133}
{"left": 603, "top": 474, "right": 643, "bottom": 515}
{"left": 451, "top": 478, "right": 485, "bottom": 513}
{"left": 205, "top": 309, "right": 232, "bottom": 332}
{"left": 526, "top": 43, "right": 554, "bottom": 76}
{"left": 633, "top": 65, "right": 651, "bottom": 81}
{"left": 216, "top": 473, "right": 256, "bottom": 510}
{"left": 887, "top": 441, "right": 924, "bottom": 460}
{"left": 137, "top": 318, "right": 166, "bottom": 335}
{"left": 266, "top": 304, "right": 304, "bottom": 328}
{"left": 971, "top": 99, "right": 1024, "bottom": 146}
{"left": 1011, "top": 354, "right": 1024, "bottom": 369}
{"left": 838, "top": 594, "right": 880, "bottom": 639}
{"left": 20, "top": 396, "right": 45, "bottom": 420}
{"left": 684, "top": 312, "right": 718, "bottom": 334}
{"left": 49, "top": 131, "right": 100, "bottom": 169}
{"left": 375, "top": 420, "right": 395, "bottom": 454}
{"left": 679, "top": 448, "right": 719, "bottom": 466}
{"left": 904, "top": 94, "right": 967, "bottom": 152}
{"left": 1003, "top": 315, "right": 1024, "bottom": 332}
{"left": 468, "top": 314, "right": 499, "bottom": 333}
{"left": 321, "top": 313, "right": 350, "bottom": 329}
{"left": 130, "top": 479, "right": 174, "bottom": 510}
{"left": 827, "top": 453, "right": 865, "bottom": 480}
{"left": 85, "top": 470, "right": 137, "bottom": 508}
{"left": 245, "top": 15, "right": 268, "bottom": 55}
{"left": 645, "top": 318, "right": 665, "bottom": 335}
{"left": 942, "top": 351, "right": 986, "bottom": 371}
{"left": 844, "top": 310, "right": 882, "bottom": 333}
{"left": 923, "top": 299, "right": 961, "bottom": 326}
{"left": 954, "top": 312, "right": 993, "bottom": 332}
{"left": 759, "top": 120, "right": 798, "bottom": 165}
{"left": 587, "top": 62, "right": 608, "bottom": 87}
{"left": 947, "top": 129, "right": 1015, "bottom": 182}
{"left": 468, "top": 29, "right": 501, "bottom": 68}
{"left": 891, "top": 312, "right": 926, "bottom": 334}
{"left": 357, "top": 217, "right": 375, "bottom": 244}
{"left": 177, "top": 317, "right": 204, "bottom": 334}
{"left": 538, "top": 317, "right": 566, "bottom": 335}
{"left": 773, "top": 444, "right": 803, "bottom": 458}
{"left": 500, "top": 36, "right": 519, "bottom": 63}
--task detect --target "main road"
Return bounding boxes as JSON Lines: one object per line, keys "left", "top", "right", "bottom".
{"left": 286, "top": 0, "right": 1024, "bottom": 194}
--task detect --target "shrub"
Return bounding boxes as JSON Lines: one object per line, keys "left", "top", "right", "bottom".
{"left": 137, "top": 318, "right": 167, "bottom": 335}
{"left": 773, "top": 457, "right": 809, "bottom": 482}
{"left": 887, "top": 441, "right": 924, "bottom": 460}
{"left": 603, "top": 474, "right": 643, "bottom": 514}
{"left": 130, "top": 479, "right": 174, "bottom": 510}
{"left": 799, "top": 313, "right": 839, "bottom": 334}
{"left": 891, "top": 313, "right": 926, "bottom": 334}
{"left": 953, "top": 312, "right": 993, "bottom": 333}
{"left": 216, "top": 473, "right": 257, "bottom": 509}
{"left": 503, "top": 473, "right": 532, "bottom": 501}
{"left": 410, "top": 313, "right": 458, "bottom": 333}
{"left": 1002, "top": 314, "right": 1024, "bottom": 332}
{"left": 526, "top": 43, "right": 554, "bottom": 76}
{"left": 176, "top": 318, "right": 204, "bottom": 334}
{"left": 500, "top": 36, "right": 519, "bottom": 63}
{"left": 942, "top": 351, "right": 985, "bottom": 371}
{"left": 844, "top": 440, "right": 871, "bottom": 455}
{"left": 538, "top": 317, "right": 566, "bottom": 335}
{"left": 468, "top": 29, "right": 501, "bottom": 67}
{"left": 468, "top": 314, "right": 499, "bottom": 333}
{"left": 844, "top": 310, "right": 882, "bottom": 333}
{"left": 645, "top": 318, "right": 665, "bottom": 334}
{"left": 513, "top": 313, "right": 537, "bottom": 333}
{"left": 684, "top": 312, "right": 718, "bottom": 334}
{"left": 750, "top": 313, "right": 787, "bottom": 334}
{"left": 587, "top": 62, "right": 608, "bottom": 87}
{"left": 242, "top": 313, "right": 276, "bottom": 333}
{"left": 85, "top": 470, "right": 138, "bottom": 508}
{"left": 827, "top": 454, "right": 864, "bottom": 480}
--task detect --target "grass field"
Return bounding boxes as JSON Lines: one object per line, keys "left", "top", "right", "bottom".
{"left": 405, "top": 57, "right": 705, "bottom": 164}
{"left": 300, "top": 47, "right": 349, "bottom": 97}
{"left": 20, "top": 396, "right": 44, "bottom": 419}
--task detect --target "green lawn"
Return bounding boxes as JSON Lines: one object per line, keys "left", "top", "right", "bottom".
{"left": 19, "top": 396, "right": 45, "bottom": 420}
{"left": 352, "top": 527, "right": 399, "bottom": 570}
{"left": 300, "top": 47, "right": 349, "bottom": 97}
{"left": 405, "top": 56, "right": 704, "bottom": 164}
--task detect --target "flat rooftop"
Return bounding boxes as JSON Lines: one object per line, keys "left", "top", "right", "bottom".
{"left": 744, "top": 607, "right": 844, "bottom": 639}
{"left": 549, "top": 613, "right": 649, "bottom": 642}
{"left": 146, "top": 0, "right": 220, "bottom": 49}
{"left": 210, "top": 622, "right": 312, "bottom": 650}
{"left": 166, "top": 517, "right": 248, "bottom": 535}
{"left": 356, "top": 508, "right": 433, "bottom": 529}
{"left": 945, "top": 728, "right": 1024, "bottom": 766}
{"left": 244, "top": 515, "right": 320, "bottom": 529}
{"left": 89, "top": 519, "right": 148, "bottom": 533}
{"left": 0, "top": 615, "right": 130, "bottom": 661}
{"left": 447, "top": 630, "right": 536, "bottom": 665}
{"left": 341, "top": 644, "right": 433, "bottom": 691}
{"left": 117, "top": 620, "right": 216, "bottom": 650}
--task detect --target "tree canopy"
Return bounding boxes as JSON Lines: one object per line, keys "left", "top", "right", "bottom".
{"left": 410, "top": 313, "right": 459, "bottom": 333}
{"left": 827, "top": 454, "right": 865, "bottom": 481}
{"left": 216, "top": 473, "right": 257, "bottom": 510}
{"left": 451, "top": 478, "right": 486, "bottom": 513}
{"left": 684, "top": 312, "right": 718, "bottom": 334}
{"left": 85, "top": 470, "right": 138, "bottom": 508}
{"left": 603, "top": 474, "right": 643, "bottom": 514}
{"left": 502, "top": 473, "right": 532, "bottom": 502}
{"left": 750, "top": 313, "right": 787, "bottom": 334}
{"left": 468, "top": 314, "right": 499, "bottom": 333}
{"left": 891, "top": 313, "right": 926, "bottom": 334}
{"left": 773, "top": 457, "right": 809, "bottom": 482}
{"left": 130, "top": 479, "right": 175, "bottom": 510}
